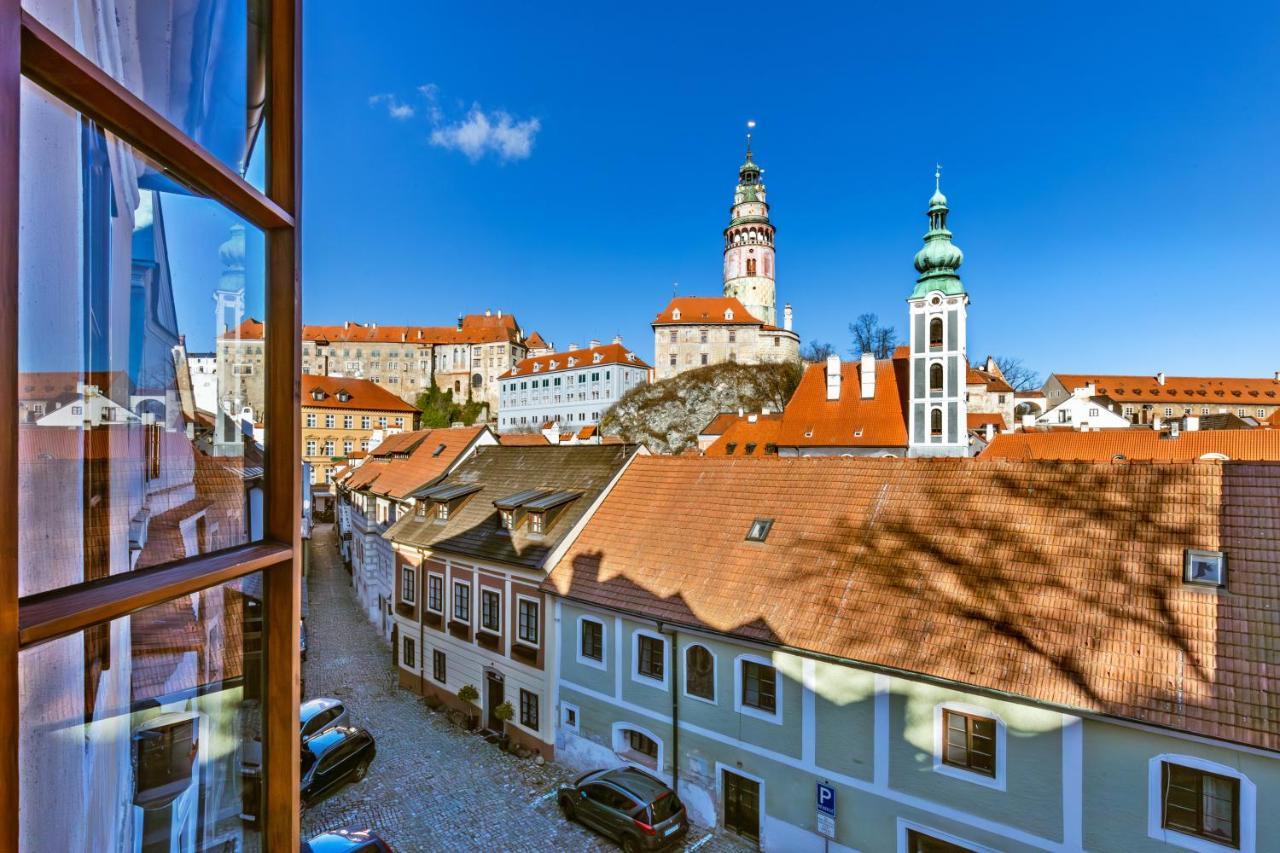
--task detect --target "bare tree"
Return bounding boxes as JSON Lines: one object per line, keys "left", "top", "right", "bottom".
{"left": 800, "top": 340, "right": 836, "bottom": 363}
{"left": 991, "top": 356, "right": 1041, "bottom": 391}
{"left": 849, "top": 313, "right": 897, "bottom": 359}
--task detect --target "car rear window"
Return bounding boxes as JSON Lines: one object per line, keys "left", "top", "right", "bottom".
{"left": 648, "top": 791, "right": 682, "bottom": 823}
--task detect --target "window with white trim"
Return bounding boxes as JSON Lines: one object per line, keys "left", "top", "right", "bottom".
{"left": 1185, "top": 549, "right": 1226, "bottom": 588}
{"left": 400, "top": 566, "right": 415, "bottom": 604}
{"left": 426, "top": 573, "right": 443, "bottom": 613}
{"left": 578, "top": 617, "right": 605, "bottom": 665}
{"left": 1148, "top": 753, "right": 1255, "bottom": 852}
{"left": 632, "top": 631, "right": 667, "bottom": 688}
{"left": 480, "top": 588, "right": 501, "bottom": 633}
{"left": 452, "top": 581, "right": 471, "bottom": 623}
{"left": 517, "top": 597, "right": 540, "bottom": 646}
{"left": 932, "top": 703, "right": 1006, "bottom": 790}
{"left": 685, "top": 644, "right": 715, "bottom": 702}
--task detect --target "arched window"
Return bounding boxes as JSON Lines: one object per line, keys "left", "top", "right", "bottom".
{"left": 929, "top": 317, "right": 944, "bottom": 348}
{"left": 930, "top": 408, "right": 943, "bottom": 436}
{"left": 929, "top": 363, "right": 944, "bottom": 391}
{"left": 746, "top": 258, "right": 757, "bottom": 276}
{"left": 685, "top": 645, "right": 715, "bottom": 701}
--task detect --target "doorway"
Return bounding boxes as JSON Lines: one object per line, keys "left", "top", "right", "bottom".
{"left": 485, "top": 672, "right": 505, "bottom": 731}
{"left": 722, "top": 769, "right": 760, "bottom": 841}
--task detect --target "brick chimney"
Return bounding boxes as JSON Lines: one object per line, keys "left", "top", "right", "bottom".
{"left": 1156, "top": 372, "right": 1166, "bottom": 386}
{"left": 860, "top": 352, "right": 876, "bottom": 400}
{"left": 985, "top": 423, "right": 995, "bottom": 442}
{"left": 826, "top": 355, "right": 842, "bottom": 401}
{"left": 589, "top": 339, "right": 600, "bottom": 349}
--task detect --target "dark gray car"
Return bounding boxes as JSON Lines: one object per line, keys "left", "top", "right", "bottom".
{"left": 559, "top": 766, "right": 688, "bottom": 851}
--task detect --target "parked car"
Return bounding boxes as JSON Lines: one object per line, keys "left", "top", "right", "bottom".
{"left": 301, "top": 727, "right": 376, "bottom": 807}
{"left": 301, "top": 827, "right": 393, "bottom": 852}
{"left": 559, "top": 766, "right": 688, "bottom": 852}
{"left": 300, "top": 698, "right": 349, "bottom": 740}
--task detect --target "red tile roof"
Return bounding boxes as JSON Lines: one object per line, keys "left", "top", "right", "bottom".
{"left": 652, "top": 297, "right": 762, "bottom": 326}
{"left": 342, "top": 426, "right": 488, "bottom": 499}
{"left": 546, "top": 455, "right": 1280, "bottom": 751}
{"left": 704, "top": 415, "right": 783, "bottom": 456}
{"left": 302, "top": 375, "right": 420, "bottom": 414}
{"left": 1051, "top": 373, "right": 1280, "bottom": 403}
{"left": 505, "top": 342, "right": 649, "bottom": 378}
{"left": 224, "top": 314, "right": 522, "bottom": 346}
{"left": 982, "top": 429, "right": 1280, "bottom": 462}
{"left": 967, "top": 412, "right": 1006, "bottom": 431}
{"left": 525, "top": 331, "right": 549, "bottom": 349}
{"left": 772, "top": 356, "right": 909, "bottom": 449}
{"left": 499, "top": 433, "right": 551, "bottom": 446}
{"left": 699, "top": 412, "right": 747, "bottom": 437}
{"left": 967, "top": 367, "right": 1015, "bottom": 394}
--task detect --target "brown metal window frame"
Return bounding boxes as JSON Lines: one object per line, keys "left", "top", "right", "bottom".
{"left": 941, "top": 709, "right": 997, "bottom": 777}
{"left": 1161, "top": 761, "right": 1240, "bottom": 847}
{"left": 0, "top": 1, "right": 302, "bottom": 849}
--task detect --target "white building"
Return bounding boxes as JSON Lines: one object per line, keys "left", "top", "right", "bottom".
{"left": 187, "top": 351, "right": 218, "bottom": 413}
{"left": 497, "top": 340, "right": 650, "bottom": 432}
{"left": 1031, "top": 384, "right": 1132, "bottom": 430}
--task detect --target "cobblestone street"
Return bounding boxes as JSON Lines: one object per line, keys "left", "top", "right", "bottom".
{"left": 301, "top": 525, "right": 749, "bottom": 852}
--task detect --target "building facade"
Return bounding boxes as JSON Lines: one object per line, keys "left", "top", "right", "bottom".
{"left": 497, "top": 341, "right": 650, "bottom": 432}
{"left": 544, "top": 455, "right": 1280, "bottom": 852}
{"left": 1041, "top": 372, "right": 1280, "bottom": 427}
{"left": 384, "top": 445, "right": 640, "bottom": 759}
{"left": 302, "top": 375, "right": 421, "bottom": 486}
{"left": 652, "top": 134, "right": 800, "bottom": 381}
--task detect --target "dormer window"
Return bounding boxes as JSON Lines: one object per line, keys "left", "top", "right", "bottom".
{"left": 435, "top": 502, "right": 449, "bottom": 521}
{"left": 549, "top": 360, "right": 558, "bottom": 369}
{"left": 336, "top": 390, "right": 351, "bottom": 403}
{"left": 593, "top": 353, "right": 602, "bottom": 363}
{"left": 724, "top": 309, "right": 734, "bottom": 321}
{"left": 499, "top": 509, "right": 514, "bottom": 530}
{"left": 672, "top": 309, "right": 681, "bottom": 320}
{"left": 568, "top": 357, "right": 577, "bottom": 368}
{"left": 533, "top": 363, "right": 541, "bottom": 372}
{"left": 311, "top": 389, "right": 325, "bottom": 401}
{"left": 746, "top": 518, "right": 773, "bottom": 542}
{"left": 415, "top": 503, "right": 427, "bottom": 520}
{"left": 529, "top": 512, "right": 544, "bottom": 534}
{"left": 1184, "top": 549, "right": 1226, "bottom": 587}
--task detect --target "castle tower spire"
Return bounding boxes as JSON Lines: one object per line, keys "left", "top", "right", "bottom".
{"left": 907, "top": 168, "right": 971, "bottom": 458}
{"left": 722, "top": 121, "right": 777, "bottom": 327}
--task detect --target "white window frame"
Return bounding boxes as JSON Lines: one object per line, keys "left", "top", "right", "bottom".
{"left": 402, "top": 636, "right": 416, "bottom": 670}
{"left": 399, "top": 565, "right": 416, "bottom": 605}
{"left": 932, "top": 701, "right": 1006, "bottom": 791}
{"left": 630, "top": 629, "right": 669, "bottom": 691}
{"left": 452, "top": 579, "right": 472, "bottom": 624}
{"left": 425, "top": 572, "right": 445, "bottom": 614}
{"left": 733, "top": 652, "right": 782, "bottom": 724}
{"left": 576, "top": 615, "right": 607, "bottom": 670}
{"left": 1147, "top": 753, "right": 1255, "bottom": 853}
{"left": 516, "top": 687, "right": 541, "bottom": 735}
{"left": 681, "top": 643, "right": 718, "bottom": 705}
{"left": 515, "top": 594, "right": 541, "bottom": 648}
{"left": 479, "top": 587, "right": 502, "bottom": 634}
{"left": 896, "top": 817, "right": 989, "bottom": 853}
{"left": 612, "top": 722, "right": 664, "bottom": 774}
{"left": 561, "top": 701, "right": 580, "bottom": 734}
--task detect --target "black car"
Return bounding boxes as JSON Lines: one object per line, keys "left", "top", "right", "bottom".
{"left": 301, "top": 827, "right": 393, "bottom": 852}
{"left": 559, "top": 766, "right": 688, "bottom": 851}
{"left": 301, "top": 727, "right": 376, "bottom": 807}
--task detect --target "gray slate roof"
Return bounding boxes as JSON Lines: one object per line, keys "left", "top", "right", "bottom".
{"left": 384, "top": 444, "right": 637, "bottom": 571}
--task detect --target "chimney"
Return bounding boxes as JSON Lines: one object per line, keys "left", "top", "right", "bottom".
{"left": 568, "top": 342, "right": 578, "bottom": 351}
{"left": 1022, "top": 413, "right": 1036, "bottom": 429}
{"left": 1170, "top": 421, "right": 1181, "bottom": 438}
{"left": 1156, "top": 372, "right": 1166, "bottom": 386}
{"left": 1186, "top": 415, "right": 1199, "bottom": 431}
{"left": 748, "top": 413, "right": 758, "bottom": 423}
{"left": 985, "top": 355, "right": 998, "bottom": 374}
{"left": 1153, "top": 416, "right": 1162, "bottom": 431}
{"left": 497, "top": 309, "right": 503, "bottom": 318}
{"left": 1274, "top": 370, "right": 1279, "bottom": 381}
{"left": 400, "top": 331, "right": 406, "bottom": 342}
{"left": 860, "top": 352, "right": 876, "bottom": 400}
{"left": 826, "top": 355, "right": 842, "bottom": 401}
{"left": 612, "top": 334, "right": 623, "bottom": 345}
{"left": 761, "top": 406, "right": 771, "bottom": 415}
{"left": 417, "top": 329, "right": 423, "bottom": 340}
{"left": 737, "top": 406, "right": 744, "bottom": 417}
{"left": 589, "top": 339, "right": 600, "bottom": 349}
{"left": 344, "top": 321, "right": 350, "bottom": 331}
{"left": 485, "top": 309, "right": 492, "bottom": 317}
{"left": 456, "top": 315, "right": 463, "bottom": 331}
{"left": 783, "top": 304, "right": 793, "bottom": 332}
{"left": 985, "top": 423, "right": 995, "bottom": 442}
{"left": 371, "top": 322, "right": 377, "bottom": 330}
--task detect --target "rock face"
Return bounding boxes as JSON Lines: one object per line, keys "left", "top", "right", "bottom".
{"left": 602, "top": 361, "right": 802, "bottom": 454}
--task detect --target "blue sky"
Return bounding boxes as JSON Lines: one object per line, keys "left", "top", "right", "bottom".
{"left": 301, "top": 2, "right": 1280, "bottom": 379}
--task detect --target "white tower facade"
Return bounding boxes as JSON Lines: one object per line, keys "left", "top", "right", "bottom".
{"left": 907, "top": 172, "right": 970, "bottom": 457}
{"left": 722, "top": 131, "right": 777, "bottom": 327}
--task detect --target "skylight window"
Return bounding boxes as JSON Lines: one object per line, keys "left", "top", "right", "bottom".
{"left": 746, "top": 518, "right": 773, "bottom": 542}
{"left": 432, "top": 443, "right": 446, "bottom": 457}
{"left": 1184, "top": 549, "right": 1226, "bottom": 588}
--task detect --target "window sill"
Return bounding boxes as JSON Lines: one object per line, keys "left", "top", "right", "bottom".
{"left": 735, "top": 703, "right": 782, "bottom": 725}
{"left": 575, "top": 654, "right": 607, "bottom": 671}
{"left": 932, "top": 761, "right": 1004, "bottom": 791}
{"left": 631, "top": 672, "right": 668, "bottom": 691}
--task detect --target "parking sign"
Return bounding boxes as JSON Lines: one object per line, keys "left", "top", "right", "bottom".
{"left": 816, "top": 782, "right": 835, "bottom": 839}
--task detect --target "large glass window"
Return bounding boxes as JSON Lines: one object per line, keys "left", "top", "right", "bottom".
{"left": 18, "top": 82, "right": 267, "bottom": 598}
{"left": 19, "top": 573, "right": 265, "bottom": 848}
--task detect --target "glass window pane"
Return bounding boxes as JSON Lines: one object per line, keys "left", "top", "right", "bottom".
{"left": 19, "top": 81, "right": 267, "bottom": 597}
{"left": 19, "top": 572, "right": 264, "bottom": 848}
{"left": 22, "top": 0, "right": 268, "bottom": 188}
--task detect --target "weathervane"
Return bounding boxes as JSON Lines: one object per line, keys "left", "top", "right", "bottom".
{"left": 746, "top": 119, "right": 756, "bottom": 157}
{"left": 935, "top": 162, "right": 942, "bottom": 192}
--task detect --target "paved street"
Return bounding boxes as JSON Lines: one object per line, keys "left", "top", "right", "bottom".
{"left": 301, "top": 524, "right": 749, "bottom": 852}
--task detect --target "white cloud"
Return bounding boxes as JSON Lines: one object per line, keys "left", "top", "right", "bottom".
{"left": 368, "top": 93, "right": 415, "bottom": 120}
{"left": 430, "top": 105, "right": 541, "bottom": 163}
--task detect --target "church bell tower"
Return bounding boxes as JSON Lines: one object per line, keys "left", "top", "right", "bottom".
{"left": 908, "top": 168, "right": 970, "bottom": 457}
{"left": 722, "top": 123, "right": 777, "bottom": 326}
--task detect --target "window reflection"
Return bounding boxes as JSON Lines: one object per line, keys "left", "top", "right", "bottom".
{"left": 19, "top": 573, "right": 264, "bottom": 850}
{"left": 18, "top": 81, "right": 267, "bottom": 597}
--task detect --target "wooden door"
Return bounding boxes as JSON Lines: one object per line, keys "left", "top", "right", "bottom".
{"left": 722, "top": 770, "right": 759, "bottom": 841}
{"left": 486, "top": 673, "right": 504, "bottom": 731}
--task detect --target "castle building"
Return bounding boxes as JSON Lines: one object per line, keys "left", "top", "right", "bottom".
{"left": 652, "top": 130, "right": 799, "bottom": 380}
{"left": 907, "top": 170, "right": 970, "bottom": 457}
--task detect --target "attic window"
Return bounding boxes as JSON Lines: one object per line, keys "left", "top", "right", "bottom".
{"left": 499, "top": 509, "right": 514, "bottom": 530}
{"left": 672, "top": 309, "right": 682, "bottom": 320}
{"left": 533, "top": 363, "right": 541, "bottom": 372}
{"left": 432, "top": 443, "right": 447, "bottom": 457}
{"left": 435, "top": 502, "right": 449, "bottom": 521}
{"left": 724, "top": 309, "right": 734, "bottom": 320}
{"left": 1184, "top": 549, "right": 1226, "bottom": 588}
{"left": 415, "top": 503, "right": 427, "bottom": 520}
{"left": 311, "top": 389, "right": 325, "bottom": 401}
{"left": 745, "top": 442, "right": 757, "bottom": 455}
{"left": 746, "top": 518, "right": 773, "bottom": 542}
{"left": 336, "top": 390, "right": 351, "bottom": 402}
{"left": 725, "top": 442, "right": 737, "bottom": 455}
{"left": 529, "top": 512, "right": 545, "bottom": 534}
{"left": 593, "top": 353, "right": 603, "bottom": 363}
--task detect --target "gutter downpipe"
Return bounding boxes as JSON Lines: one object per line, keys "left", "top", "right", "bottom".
{"left": 660, "top": 620, "right": 679, "bottom": 793}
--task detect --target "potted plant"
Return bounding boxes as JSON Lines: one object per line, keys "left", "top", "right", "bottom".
{"left": 457, "top": 684, "right": 480, "bottom": 730}
{"left": 493, "top": 700, "right": 515, "bottom": 748}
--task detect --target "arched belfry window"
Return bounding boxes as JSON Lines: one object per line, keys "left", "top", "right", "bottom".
{"left": 929, "top": 363, "right": 944, "bottom": 392}
{"left": 929, "top": 317, "right": 944, "bottom": 349}
{"left": 746, "top": 258, "right": 757, "bottom": 276}
{"left": 930, "top": 408, "right": 943, "bottom": 436}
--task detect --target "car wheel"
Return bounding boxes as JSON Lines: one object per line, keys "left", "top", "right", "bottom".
{"left": 559, "top": 796, "right": 576, "bottom": 822}
{"left": 620, "top": 835, "right": 640, "bottom": 853}
{"left": 353, "top": 759, "right": 369, "bottom": 782}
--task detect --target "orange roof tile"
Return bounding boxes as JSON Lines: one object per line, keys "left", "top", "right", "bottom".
{"left": 302, "top": 375, "right": 419, "bottom": 414}
{"left": 652, "top": 296, "right": 762, "bottom": 326}
{"left": 546, "top": 455, "right": 1280, "bottom": 751}
{"left": 967, "top": 412, "right": 1006, "bottom": 430}
{"left": 699, "top": 412, "right": 746, "bottom": 437}
{"left": 981, "top": 429, "right": 1280, "bottom": 462}
{"left": 525, "top": 330, "right": 549, "bottom": 348}
{"left": 343, "top": 426, "right": 488, "bottom": 499}
{"left": 499, "top": 433, "right": 551, "bottom": 446}
{"left": 705, "top": 415, "right": 783, "bottom": 456}
{"left": 506, "top": 342, "right": 649, "bottom": 378}
{"left": 224, "top": 314, "right": 523, "bottom": 346}
{"left": 772, "top": 357, "right": 909, "bottom": 449}
{"left": 1052, "top": 373, "right": 1280, "bottom": 403}
{"left": 967, "top": 367, "right": 1015, "bottom": 394}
